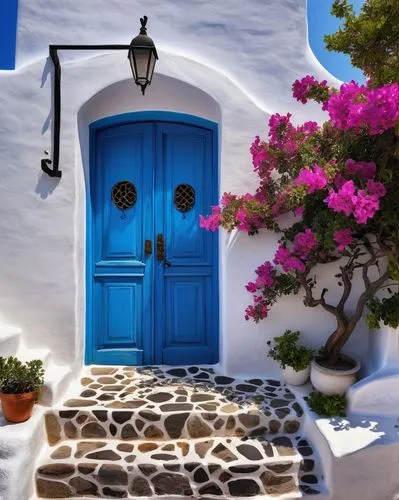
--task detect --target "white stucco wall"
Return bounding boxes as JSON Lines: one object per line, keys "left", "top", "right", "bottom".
{"left": 0, "top": 0, "right": 370, "bottom": 377}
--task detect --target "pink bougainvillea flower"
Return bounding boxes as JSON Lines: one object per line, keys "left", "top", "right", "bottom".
{"left": 245, "top": 282, "right": 258, "bottom": 293}
{"left": 286, "top": 256, "right": 306, "bottom": 273}
{"left": 325, "top": 180, "right": 356, "bottom": 216}
{"left": 293, "top": 229, "right": 318, "bottom": 259}
{"left": 255, "top": 261, "right": 275, "bottom": 288}
{"left": 298, "top": 121, "right": 320, "bottom": 135}
{"left": 294, "top": 206, "right": 304, "bottom": 217}
{"left": 294, "top": 164, "right": 328, "bottom": 193}
{"left": 274, "top": 244, "right": 306, "bottom": 273}
{"left": 236, "top": 208, "right": 251, "bottom": 232}
{"left": 345, "top": 159, "right": 376, "bottom": 180}
{"left": 249, "top": 136, "right": 275, "bottom": 177}
{"left": 283, "top": 139, "right": 298, "bottom": 156}
{"left": 366, "top": 179, "right": 387, "bottom": 198}
{"left": 352, "top": 190, "right": 380, "bottom": 224}
{"left": 327, "top": 81, "right": 399, "bottom": 135}
{"left": 220, "top": 192, "right": 237, "bottom": 207}
{"left": 292, "top": 75, "right": 329, "bottom": 105}
{"left": 273, "top": 244, "right": 291, "bottom": 266}
{"left": 250, "top": 136, "right": 267, "bottom": 169}
{"left": 245, "top": 302, "right": 269, "bottom": 322}
{"left": 333, "top": 173, "right": 347, "bottom": 189}
{"left": 250, "top": 136, "right": 261, "bottom": 157}
{"left": 326, "top": 177, "right": 385, "bottom": 224}
{"left": 360, "top": 83, "right": 399, "bottom": 135}
{"left": 199, "top": 206, "right": 221, "bottom": 231}
{"left": 326, "top": 81, "right": 367, "bottom": 130}
{"left": 252, "top": 149, "right": 269, "bottom": 169}
{"left": 268, "top": 113, "right": 296, "bottom": 150}
{"left": 333, "top": 228, "right": 353, "bottom": 251}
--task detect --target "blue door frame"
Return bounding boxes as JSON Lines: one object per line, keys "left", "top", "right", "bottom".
{"left": 86, "top": 112, "right": 219, "bottom": 366}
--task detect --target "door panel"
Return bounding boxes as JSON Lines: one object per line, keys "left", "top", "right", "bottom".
{"left": 91, "top": 123, "right": 153, "bottom": 365}
{"left": 89, "top": 117, "right": 218, "bottom": 366}
{"left": 165, "top": 278, "right": 205, "bottom": 344}
{"left": 93, "top": 278, "right": 144, "bottom": 365}
{"left": 154, "top": 123, "right": 218, "bottom": 365}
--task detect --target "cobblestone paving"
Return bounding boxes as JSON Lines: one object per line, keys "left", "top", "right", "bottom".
{"left": 36, "top": 366, "right": 323, "bottom": 498}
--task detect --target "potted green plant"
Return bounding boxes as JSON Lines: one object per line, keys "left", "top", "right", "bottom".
{"left": 201, "top": 2, "right": 399, "bottom": 396}
{"left": 267, "top": 330, "right": 313, "bottom": 385}
{"left": 0, "top": 357, "right": 45, "bottom": 423}
{"left": 365, "top": 292, "right": 399, "bottom": 371}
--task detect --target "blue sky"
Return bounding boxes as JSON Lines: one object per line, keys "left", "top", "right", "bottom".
{"left": 1, "top": 0, "right": 365, "bottom": 82}
{"left": 307, "top": 0, "right": 365, "bottom": 82}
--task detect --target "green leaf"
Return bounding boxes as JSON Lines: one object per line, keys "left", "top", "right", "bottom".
{"left": 0, "top": 356, "right": 45, "bottom": 394}
{"left": 307, "top": 391, "right": 347, "bottom": 417}
{"left": 267, "top": 330, "right": 313, "bottom": 371}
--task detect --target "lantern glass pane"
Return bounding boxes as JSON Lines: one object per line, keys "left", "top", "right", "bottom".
{"left": 146, "top": 50, "right": 156, "bottom": 81}
{"left": 134, "top": 48, "right": 151, "bottom": 84}
{"left": 128, "top": 51, "right": 137, "bottom": 80}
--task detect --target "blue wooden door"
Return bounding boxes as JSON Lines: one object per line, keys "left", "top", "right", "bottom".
{"left": 88, "top": 116, "right": 218, "bottom": 366}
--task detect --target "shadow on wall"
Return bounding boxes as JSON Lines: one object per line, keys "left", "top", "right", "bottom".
{"left": 35, "top": 57, "right": 61, "bottom": 198}
{"left": 41, "top": 56, "right": 54, "bottom": 135}
{"left": 35, "top": 173, "right": 61, "bottom": 199}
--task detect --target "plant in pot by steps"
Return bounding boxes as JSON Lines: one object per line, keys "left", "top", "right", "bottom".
{"left": 365, "top": 291, "right": 399, "bottom": 369}
{"left": 366, "top": 292, "right": 399, "bottom": 330}
{"left": 267, "top": 330, "right": 313, "bottom": 385}
{"left": 200, "top": 2, "right": 399, "bottom": 396}
{"left": 0, "top": 356, "right": 45, "bottom": 423}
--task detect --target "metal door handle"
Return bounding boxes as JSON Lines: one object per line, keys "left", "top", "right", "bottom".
{"left": 156, "top": 234, "right": 165, "bottom": 261}
{"left": 144, "top": 240, "right": 152, "bottom": 256}
{"left": 156, "top": 234, "right": 172, "bottom": 267}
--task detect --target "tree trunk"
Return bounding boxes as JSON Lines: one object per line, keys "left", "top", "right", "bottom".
{"left": 324, "top": 321, "right": 349, "bottom": 365}
{"left": 323, "top": 267, "right": 389, "bottom": 366}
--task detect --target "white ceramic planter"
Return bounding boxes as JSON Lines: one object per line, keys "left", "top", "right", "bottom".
{"left": 281, "top": 365, "right": 311, "bottom": 386}
{"left": 310, "top": 357, "right": 361, "bottom": 396}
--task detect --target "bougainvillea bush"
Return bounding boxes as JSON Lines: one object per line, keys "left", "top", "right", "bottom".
{"left": 200, "top": 76, "right": 399, "bottom": 369}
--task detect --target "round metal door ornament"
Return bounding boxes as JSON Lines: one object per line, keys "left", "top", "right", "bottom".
{"left": 174, "top": 183, "right": 195, "bottom": 217}
{"left": 111, "top": 181, "right": 137, "bottom": 218}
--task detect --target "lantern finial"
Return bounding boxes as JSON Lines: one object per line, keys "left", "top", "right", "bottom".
{"left": 139, "top": 16, "right": 148, "bottom": 34}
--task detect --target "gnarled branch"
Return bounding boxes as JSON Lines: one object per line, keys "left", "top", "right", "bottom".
{"left": 302, "top": 278, "right": 342, "bottom": 320}
{"left": 337, "top": 264, "right": 352, "bottom": 313}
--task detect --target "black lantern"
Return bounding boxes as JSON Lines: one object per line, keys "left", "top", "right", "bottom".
{"left": 41, "top": 16, "right": 159, "bottom": 178}
{"left": 128, "top": 16, "right": 158, "bottom": 95}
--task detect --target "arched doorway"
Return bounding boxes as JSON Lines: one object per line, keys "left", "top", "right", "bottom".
{"left": 86, "top": 112, "right": 219, "bottom": 366}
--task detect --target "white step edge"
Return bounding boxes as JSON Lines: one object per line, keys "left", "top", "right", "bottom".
{"left": 15, "top": 347, "right": 52, "bottom": 369}
{"left": 40, "top": 364, "right": 73, "bottom": 406}
{"left": 0, "top": 405, "right": 46, "bottom": 500}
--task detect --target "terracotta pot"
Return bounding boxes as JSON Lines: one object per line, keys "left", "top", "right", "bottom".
{"left": 0, "top": 391, "right": 37, "bottom": 423}
{"left": 310, "top": 355, "right": 360, "bottom": 396}
{"left": 281, "top": 365, "right": 311, "bottom": 386}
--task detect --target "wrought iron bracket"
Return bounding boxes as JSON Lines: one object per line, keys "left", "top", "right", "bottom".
{"left": 41, "top": 44, "right": 130, "bottom": 178}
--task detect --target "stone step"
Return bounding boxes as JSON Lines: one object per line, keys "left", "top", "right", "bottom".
{"left": 44, "top": 404, "right": 302, "bottom": 446}
{"left": 35, "top": 435, "right": 322, "bottom": 498}
{"left": 44, "top": 365, "right": 304, "bottom": 445}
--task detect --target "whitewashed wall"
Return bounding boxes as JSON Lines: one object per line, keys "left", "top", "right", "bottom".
{"left": 0, "top": 0, "right": 371, "bottom": 377}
